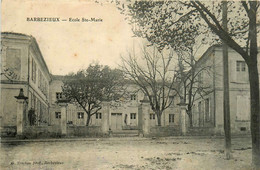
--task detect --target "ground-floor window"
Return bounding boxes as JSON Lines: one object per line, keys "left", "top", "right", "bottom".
{"left": 96, "top": 112, "right": 102, "bottom": 119}
{"left": 236, "top": 95, "right": 250, "bottom": 121}
{"left": 55, "top": 112, "right": 61, "bottom": 119}
{"left": 150, "top": 113, "right": 155, "bottom": 120}
{"left": 169, "top": 114, "right": 174, "bottom": 123}
{"left": 130, "top": 113, "right": 136, "bottom": 119}
{"left": 78, "top": 112, "right": 84, "bottom": 119}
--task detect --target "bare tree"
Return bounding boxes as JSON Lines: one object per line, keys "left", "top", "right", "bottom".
{"left": 120, "top": 46, "right": 177, "bottom": 126}
{"left": 118, "top": 1, "right": 260, "bottom": 166}
{"left": 174, "top": 46, "right": 212, "bottom": 128}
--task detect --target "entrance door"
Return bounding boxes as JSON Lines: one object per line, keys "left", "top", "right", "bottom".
{"left": 111, "top": 113, "right": 122, "bottom": 131}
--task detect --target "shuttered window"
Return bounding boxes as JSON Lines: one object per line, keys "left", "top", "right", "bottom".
{"left": 236, "top": 95, "right": 250, "bottom": 121}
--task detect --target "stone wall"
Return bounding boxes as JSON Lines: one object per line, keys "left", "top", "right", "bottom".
{"left": 147, "top": 126, "right": 181, "bottom": 137}
{"left": 0, "top": 126, "right": 17, "bottom": 137}
{"left": 16, "top": 125, "right": 103, "bottom": 138}
{"left": 23, "top": 125, "right": 61, "bottom": 138}
{"left": 67, "top": 126, "right": 103, "bottom": 137}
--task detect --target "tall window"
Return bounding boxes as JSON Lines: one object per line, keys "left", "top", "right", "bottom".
{"left": 198, "top": 101, "right": 202, "bottom": 114}
{"left": 236, "top": 61, "right": 248, "bottom": 82}
{"left": 130, "top": 113, "right": 136, "bottom": 119}
{"left": 236, "top": 95, "right": 250, "bottom": 121}
{"left": 32, "top": 58, "right": 37, "bottom": 83}
{"left": 96, "top": 112, "right": 102, "bottom": 119}
{"left": 78, "top": 112, "right": 84, "bottom": 119}
{"left": 55, "top": 112, "right": 61, "bottom": 119}
{"left": 169, "top": 114, "right": 174, "bottom": 123}
{"left": 38, "top": 70, "right": 42, "bottom": 89}
{"left": 198, "top": 72, "right": 203, "bottom": 84}
{"left": 205, "top": 98, "right": 210, "bottom": 122}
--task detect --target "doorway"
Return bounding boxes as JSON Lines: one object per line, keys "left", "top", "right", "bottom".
{"left": 111, "top": 113, "right": 122, "bottom": 131}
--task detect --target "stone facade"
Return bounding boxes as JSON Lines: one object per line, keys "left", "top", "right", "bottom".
{"left": 49, "top": 76, "right": 180, "bottom": 135}
{"left": 191, "top": 45, "right": 260, "bottom": 135}
{"left": 1, "top": 32, "right": 51, "bottom": 132}
{"left": 5, "top": 32, "right": 259, "bottom": 137}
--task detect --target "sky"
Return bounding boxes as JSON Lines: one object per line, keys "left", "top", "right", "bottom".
{"left": 2, "top": 0, "right": 145, "bottom": 75}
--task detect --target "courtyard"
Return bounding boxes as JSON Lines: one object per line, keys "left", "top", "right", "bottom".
{"left": 0, "top": 136, "right": 253, "bottom": 170}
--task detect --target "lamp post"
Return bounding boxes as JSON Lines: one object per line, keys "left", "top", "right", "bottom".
{"left": 14, "top": 88, "right": 28, "bottom": 138}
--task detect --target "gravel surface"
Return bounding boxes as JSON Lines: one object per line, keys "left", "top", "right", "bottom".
{"left": 0, "top": 137, "right": 253, "bottom": 170}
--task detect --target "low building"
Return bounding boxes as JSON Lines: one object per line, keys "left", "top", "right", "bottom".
{"left": 49, "top": 76, "right": 180, "bottom": 135}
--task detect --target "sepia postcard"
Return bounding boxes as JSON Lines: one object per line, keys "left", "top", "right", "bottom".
{"left": 1, "top": 0, "right": 258, "bottom": 169}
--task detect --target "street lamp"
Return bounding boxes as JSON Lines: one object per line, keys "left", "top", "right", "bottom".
{"left": 14, "top": 88, "right": 28, "bottom": 100}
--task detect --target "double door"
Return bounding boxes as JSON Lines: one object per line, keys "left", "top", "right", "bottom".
{"left": 111, "top": 113, "right": 122, "bottom": 131}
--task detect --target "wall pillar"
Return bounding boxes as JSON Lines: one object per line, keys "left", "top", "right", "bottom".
{"left": 16, "top": 99, "right": 26, "bottom": 136}
{"left": 101, "top": 101, "right": 110, "bottom": 135}
{"left": 59, "top": 103, "right": 68, "bottom": 136}
{"left": 139, "top": 97, "right": 150, "bottom": 136}
{"left": 178, "top": 102, "right": 187, "bottom": 135}
{"left": 14, "top": 88, "right": 28, "bottom": 138}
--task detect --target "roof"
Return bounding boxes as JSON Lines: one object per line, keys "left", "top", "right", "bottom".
{"left": 197, "top": 44, "right": 260, "bottom": 65}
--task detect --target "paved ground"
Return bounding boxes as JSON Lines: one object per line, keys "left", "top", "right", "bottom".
{"left": 0, "top": 137, "right": 254, "bottom": 170}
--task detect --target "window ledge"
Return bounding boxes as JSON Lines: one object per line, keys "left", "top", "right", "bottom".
{"left": 230, "top": 81, "right": 249, "bottom": 84}
{"left": 235, "top": 120, "right": 250, "bottom": 122}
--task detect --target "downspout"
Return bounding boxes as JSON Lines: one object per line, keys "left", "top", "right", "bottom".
{"left": 27, "top": 42, "right": 31, "bottom": 100}
{"left": 26, "top": 41, "right": 31, "bottom": 126}
{"left": 213, "top": 50, "right": 216, "bottom": 127}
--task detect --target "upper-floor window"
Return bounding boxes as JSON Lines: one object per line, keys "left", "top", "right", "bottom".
{"left": 169, "top": 96, "right": 174, "bottom": 106}
{"left": 56, "top": 92, "right": 62, "bottom": 100}
{"left": 78, "top": 112, "right": 84, "bottom": 119}
{"left": 96, "top": 112, "right": 102, "bottom": 119}
{"left": 130, "top": 113, "right": 136, "bottom": 119}
{"left": 131, "top": 94, "right": 136, "bottom": 101}
{"left": 236, "top": 61, "right": 246, "bottom": 72}
{"left": 55, "top": 112, "right": 61, "bottom": 119}
{"left": 236, "top": 61, "right": 248, "bottom": 82}
{"left": 38, "top": 70, "right": 42, "bottom": 88}
{"left": 32, "top": 58, "right": 37, "bottom": 83}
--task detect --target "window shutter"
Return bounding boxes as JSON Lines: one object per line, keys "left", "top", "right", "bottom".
{"left": 236, "top": 96, "right": 242, "bottom": 120}
{"left": 247, "top": 96, "right": 250, "bottom": 120}
{"left": 236, "top": 95, "right": 250, "bottom": 121}
{"left": 230, "top": 60, "right": 237, "bottom": 83}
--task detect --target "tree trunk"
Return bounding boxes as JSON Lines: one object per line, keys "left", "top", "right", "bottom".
{"left": 222, "top": 1, "right": 232, "bottom": 160}
{"left": 86, "top": 114, "right": 91, "bottom": 126}
{"left": 156, "top": 111, "right": 162, "bottom": 126}
{"left": 247, "top": 2, "right": 260, "bottom": 167}
{"left": 248, "top": 61, "right": 260, "bottom": 168}
{"left": 187, "top": 109, "right": 193, "bottom": 128}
